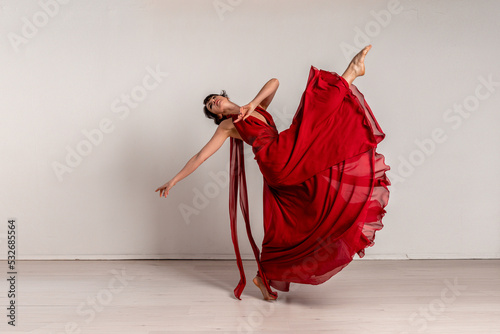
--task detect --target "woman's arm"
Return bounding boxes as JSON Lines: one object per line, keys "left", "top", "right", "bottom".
{"left": 155, "top": 119, "right": 237, "bottom": 197}
{"left": 235, "top": 78, "right": 279, "bottom": 123}
{"left": 253, "top": 78, "right": 279, "bottom": 110}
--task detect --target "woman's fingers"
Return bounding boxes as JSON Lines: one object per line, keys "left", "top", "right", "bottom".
{"left": 234, "top": 107, "right": 246, "bottom": 123}
{"left": 238, "top": 106, "right": 252, "bottom": 122}
{"left": 234, "top": 113, "right": 244, "bottom": 123}
{"left": 243, "top": 111, "right": 253, "bottom": 121}
{"left": 155, "top": 185, "right": 167, "bottom": 197}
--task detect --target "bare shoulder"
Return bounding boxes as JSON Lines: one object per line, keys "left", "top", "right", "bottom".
{"left": 219, "top": 118, "right": 241, "bottom": 140}
{"left": 219, "top": 118, "right": 234, "bottom": 130}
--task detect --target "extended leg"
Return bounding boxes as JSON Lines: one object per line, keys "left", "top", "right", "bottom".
{"left": 341, "top": 45, "right": 372, "bottom": 86}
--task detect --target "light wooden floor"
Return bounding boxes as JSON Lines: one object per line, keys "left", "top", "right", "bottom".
{"left": 0, "top": 259, "right": 498, "bottom": 334}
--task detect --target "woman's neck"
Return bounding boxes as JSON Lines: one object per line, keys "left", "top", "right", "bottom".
{"left": 223, "top": 101, "right": 241, "bottom": 115}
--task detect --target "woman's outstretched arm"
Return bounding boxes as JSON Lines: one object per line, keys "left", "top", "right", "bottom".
{"left": 155, "top": 119, "right": 238, "bottom": 197}
{"left": 234, "top": 78, "right": 279, "bottom": 123}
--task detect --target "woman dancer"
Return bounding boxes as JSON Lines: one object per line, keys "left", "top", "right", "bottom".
{"left": 156, "top": 45, "right": 390, "bottom": 300}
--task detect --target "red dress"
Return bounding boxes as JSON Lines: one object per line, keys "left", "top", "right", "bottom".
{"left": 228, "top": 66, "right": 390, "bottom": 300}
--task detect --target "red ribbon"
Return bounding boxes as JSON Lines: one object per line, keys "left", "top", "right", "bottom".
{"left": 229, "top": 138, "right": 278, "bottom": 300}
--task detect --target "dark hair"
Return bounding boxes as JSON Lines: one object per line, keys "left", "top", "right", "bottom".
{"left": 203, "top": 90, "right": 229, "bottom": 125}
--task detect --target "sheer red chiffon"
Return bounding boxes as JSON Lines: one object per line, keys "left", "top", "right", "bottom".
{"left": 229, "top": 66, "right": 390, "bottom": 300}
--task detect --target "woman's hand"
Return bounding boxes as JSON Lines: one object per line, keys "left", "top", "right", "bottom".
{"left": 155, "top": 180, "right": 175, "bottom": 198}
{"left": 234, "top": 102, "right": 256, "bottom": 123}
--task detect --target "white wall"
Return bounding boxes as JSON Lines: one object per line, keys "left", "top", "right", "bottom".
{"left": 1, "top": 0, "right": 499, "bottom": 260}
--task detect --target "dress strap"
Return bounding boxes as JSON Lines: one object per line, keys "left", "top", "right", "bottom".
{"left": 229, "top": 137, "right": 278, "bottom": 300}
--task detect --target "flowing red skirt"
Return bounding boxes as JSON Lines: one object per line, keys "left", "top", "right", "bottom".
{"left": 229, "top": 66, "right": 390, "bottom": 299}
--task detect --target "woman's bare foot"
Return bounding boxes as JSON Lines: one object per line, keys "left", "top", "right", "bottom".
{"left": 253, "top": 275, "right": 277, "bottom": 300}
{"left": 342, "top": 45, "right": 372, "bottom": 86}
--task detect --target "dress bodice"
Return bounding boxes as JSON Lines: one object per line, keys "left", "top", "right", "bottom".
{"left": 231, "top": 106, "right": 279, "bottom": 154}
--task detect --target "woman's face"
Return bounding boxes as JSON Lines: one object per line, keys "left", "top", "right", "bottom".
{"left": 206, "top": 95, "right": 229, "bottom": 117}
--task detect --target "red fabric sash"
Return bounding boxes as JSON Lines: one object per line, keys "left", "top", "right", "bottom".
{"left": 229, "top": 137, "right": 278, "bottom": 300}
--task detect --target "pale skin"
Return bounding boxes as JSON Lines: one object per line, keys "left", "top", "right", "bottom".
{"left": 155, "top": 45, "right": 372, "bottom": 300}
